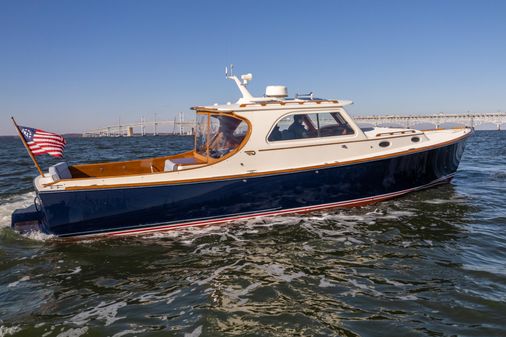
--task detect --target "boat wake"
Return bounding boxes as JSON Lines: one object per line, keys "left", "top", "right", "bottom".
{"left": 0, "top": 192, "right": 34, "bottom": 229}
{"left": 138, "top": 204, "right": 407, "bottom": 244}
{"left": 0, "top": 192, "right": 55, "bottom": 241}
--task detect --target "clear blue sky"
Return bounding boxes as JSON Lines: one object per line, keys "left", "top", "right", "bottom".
{"left": 1, "top": 0, "right": 505, "bottom": 135}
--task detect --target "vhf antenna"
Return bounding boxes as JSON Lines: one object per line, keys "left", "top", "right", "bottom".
{"left": 224, "top": 64, "right": 253, "bottom": 101}
{"left": 225, "top": 64, "right": 234, "bottom": 78}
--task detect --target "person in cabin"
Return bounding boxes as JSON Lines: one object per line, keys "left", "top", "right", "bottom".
{"left": 288, "top": 115, "right": 308, "bottom": 139}
{"left": 268, "top": 125, "right": 282, "bottom": 141}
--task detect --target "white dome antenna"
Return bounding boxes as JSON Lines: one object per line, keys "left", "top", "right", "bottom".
{"left": 265, "top": 85, "right": 288, "bottom": 98}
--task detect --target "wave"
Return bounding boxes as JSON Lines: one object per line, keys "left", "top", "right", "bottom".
{"left": 0, "top": 192, "right": 35, "bottom": 229}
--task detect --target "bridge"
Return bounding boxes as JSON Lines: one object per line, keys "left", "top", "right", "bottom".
{"left": 353, "top": 113, "right": 506, "bottom": 130}
{"left": 82, "top": 112, "right": 506, "bottom": 137}
{"left": 82, "top": 112, "right": 195, "bottom": 137}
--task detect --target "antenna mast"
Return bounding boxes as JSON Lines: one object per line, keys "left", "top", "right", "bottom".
{"left": 225, "top": 64, "right": 254, "bottom": 102}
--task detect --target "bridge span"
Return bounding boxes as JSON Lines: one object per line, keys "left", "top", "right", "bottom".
{"left": 82, "top": 112, "right": 195, "bottom": 137}
{"left": 82, "top": 112, "right": 506, "bottom": 137}
{"left": 354, "top": 113, "right": 506, "bottom": 130}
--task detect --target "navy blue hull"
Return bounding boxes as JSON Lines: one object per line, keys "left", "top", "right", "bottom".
{"left": 35, "top": 139, "right": 467, "bottom": 237}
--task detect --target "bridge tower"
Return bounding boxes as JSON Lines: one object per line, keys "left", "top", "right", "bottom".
{"left": 154, "top": 113, "right": 158, "bottom": 136}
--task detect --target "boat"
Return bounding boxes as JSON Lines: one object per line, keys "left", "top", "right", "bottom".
{"left": 11, "top": 68, "right": 473, "bottom": 239}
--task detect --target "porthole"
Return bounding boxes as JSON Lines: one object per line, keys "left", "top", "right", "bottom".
{"left": 379, "top": 141, "right": 390, "bottom": 148}
{"left": 411, "top": 136, "right": 420, "bottom": 143}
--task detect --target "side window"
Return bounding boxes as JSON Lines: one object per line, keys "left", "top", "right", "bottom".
{"left": 233, "top": 121, "right": 248, "bottom": 137}
{"left": 317, "top": 112, "right": 355, "bottom": 137}
{"left": 268, "top": 112, "right": 354, "bottom": 142}
{"left": 268, "top": 113, "right": 318, "bottom": 141}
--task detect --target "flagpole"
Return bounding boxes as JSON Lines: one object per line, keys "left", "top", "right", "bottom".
{"left": 11, "top": 117, "right": 45, "bottom": 177}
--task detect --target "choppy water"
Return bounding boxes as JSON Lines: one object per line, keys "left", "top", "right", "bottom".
{"left": 0, "top": 132, "right": 505, "bottom": 337}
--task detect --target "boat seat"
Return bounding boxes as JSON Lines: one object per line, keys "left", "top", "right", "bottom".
{"left": 164, "top": 159, "right": 180, "bottom": 172}
{"left": 49, "top": 162, "right": 72, "bottom": 181}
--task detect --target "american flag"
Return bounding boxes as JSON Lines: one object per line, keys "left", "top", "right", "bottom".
{"left": 19, "top": 126, "right": 66, "bottom": 157}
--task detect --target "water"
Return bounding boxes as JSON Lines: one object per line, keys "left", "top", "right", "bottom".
{"left": 0, "top": 132, "right": 505, "bottom": 337}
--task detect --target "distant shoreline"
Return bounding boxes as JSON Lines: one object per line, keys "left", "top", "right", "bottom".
{"left": 0, "top": 133, "right": 195, "bottom": 138}
{"left": 0, "top": 129, "right": 503, "bottom": 138}
{"left": 0, "top": 133, "right": 83, "bottom": 138}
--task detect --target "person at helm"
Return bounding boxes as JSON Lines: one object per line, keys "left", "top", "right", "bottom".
{"left": 288, "top": 115, "right": 308, "bottom": 139}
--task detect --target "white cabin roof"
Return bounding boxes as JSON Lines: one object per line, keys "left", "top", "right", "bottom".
{"left": 194, "top": 67, "right": 352, "bottom": 113}
{"left": 193, "top": 98, "right": 353, "bottom": 113}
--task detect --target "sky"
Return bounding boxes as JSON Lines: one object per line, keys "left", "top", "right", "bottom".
{"left": 1, "top": 0, "right": 505, "bottom": 135}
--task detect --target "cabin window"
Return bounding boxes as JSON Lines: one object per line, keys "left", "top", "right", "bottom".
{"left": 317, "top": 112, "right": 355, "bottom": 137}
{"left": 268, "top": 111, "right": 354, "bottom": 142}
{"left": 411, "top": 136, "right": 420, "bottom": 143}
{"left": 195, "top": 114, "right": 208, "bottom": 156}
{"left": 268, "top": 114, "right": 318, "bottom": 141}
{"left": 379, "top": 141, "right": 391, "bottom": 148}
{"left": 195, "top": 113, "right": 248, "bottom": 160}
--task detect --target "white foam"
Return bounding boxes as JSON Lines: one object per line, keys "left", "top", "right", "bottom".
{"left": 221, "top": 282, "right": 260, "bottom": 305}
{"left": 319, "top": 277, "right": 334, "bottom": 288}
{"left": 41, "top": 325, "right": 56, "bottom": 337}
{"left": 398, "top": 295, "right": 418, "bottom": 301}
{"left": 365, "top": 209, "right": 385, "bottom": 216}
{"left": 386, "top": 210, "right": 416, "bottom": 217}
{"left": 184, "top": 325, "right": 202, "bottom": 337}
{"left": 56, "top": 327, "right": 88, "bottom": 337}
{"left": 112, "top": 329, "right": 147, "bottom": 337}
{"left": 66, "top": 301, "right": 126, "bottom": 326}
{"left": 22, "top": 230, "right": 56, "bottom": 242}
{"left": 135, "top": 289, "right": 181, "bottom": 305}
{"left": 423, "top": 199, "right": 452, "bottom": 205}
{"left": 0, "top": 325, "right": 21, "bottom": 337}
{"left": 0, "top": 192, "right": 57, "bottom": 241}
{"left": 0, "top": 192, "right": 35, "bottom": 228}
{"left": 132, "top": 207, "right": 394, "bottom": 243}
{"left": 7, "top": 275, "right": 30, "bottom": 288}
{"left": 57, "top": 266, "right": 82, "bottom": 276}
{"left": 346, "top": 279, "right": 383, "bottom": 297}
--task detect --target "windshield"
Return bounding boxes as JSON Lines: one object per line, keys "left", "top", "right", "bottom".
{"left": 195, "top": 113, "right": 248, "bottom": 160}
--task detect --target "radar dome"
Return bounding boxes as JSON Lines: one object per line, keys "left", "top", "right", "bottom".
{"left": 265, "top": 85, "right": 288, "bottom": 98}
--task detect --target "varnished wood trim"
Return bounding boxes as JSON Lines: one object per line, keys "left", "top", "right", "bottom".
{"left": 422, "top": 127, "right": 467, "bottom": 132}
{"left": 235, "top": 99, "right": 342, "bottom": 108}
{"left": 60, "top": 129, "right": 472, "bottom": 191}
{"left": 375, "top": 130, "right": 416, "bottom": 137}
{"left": 191, "top": 106, "right": 219, "bottom": 112}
